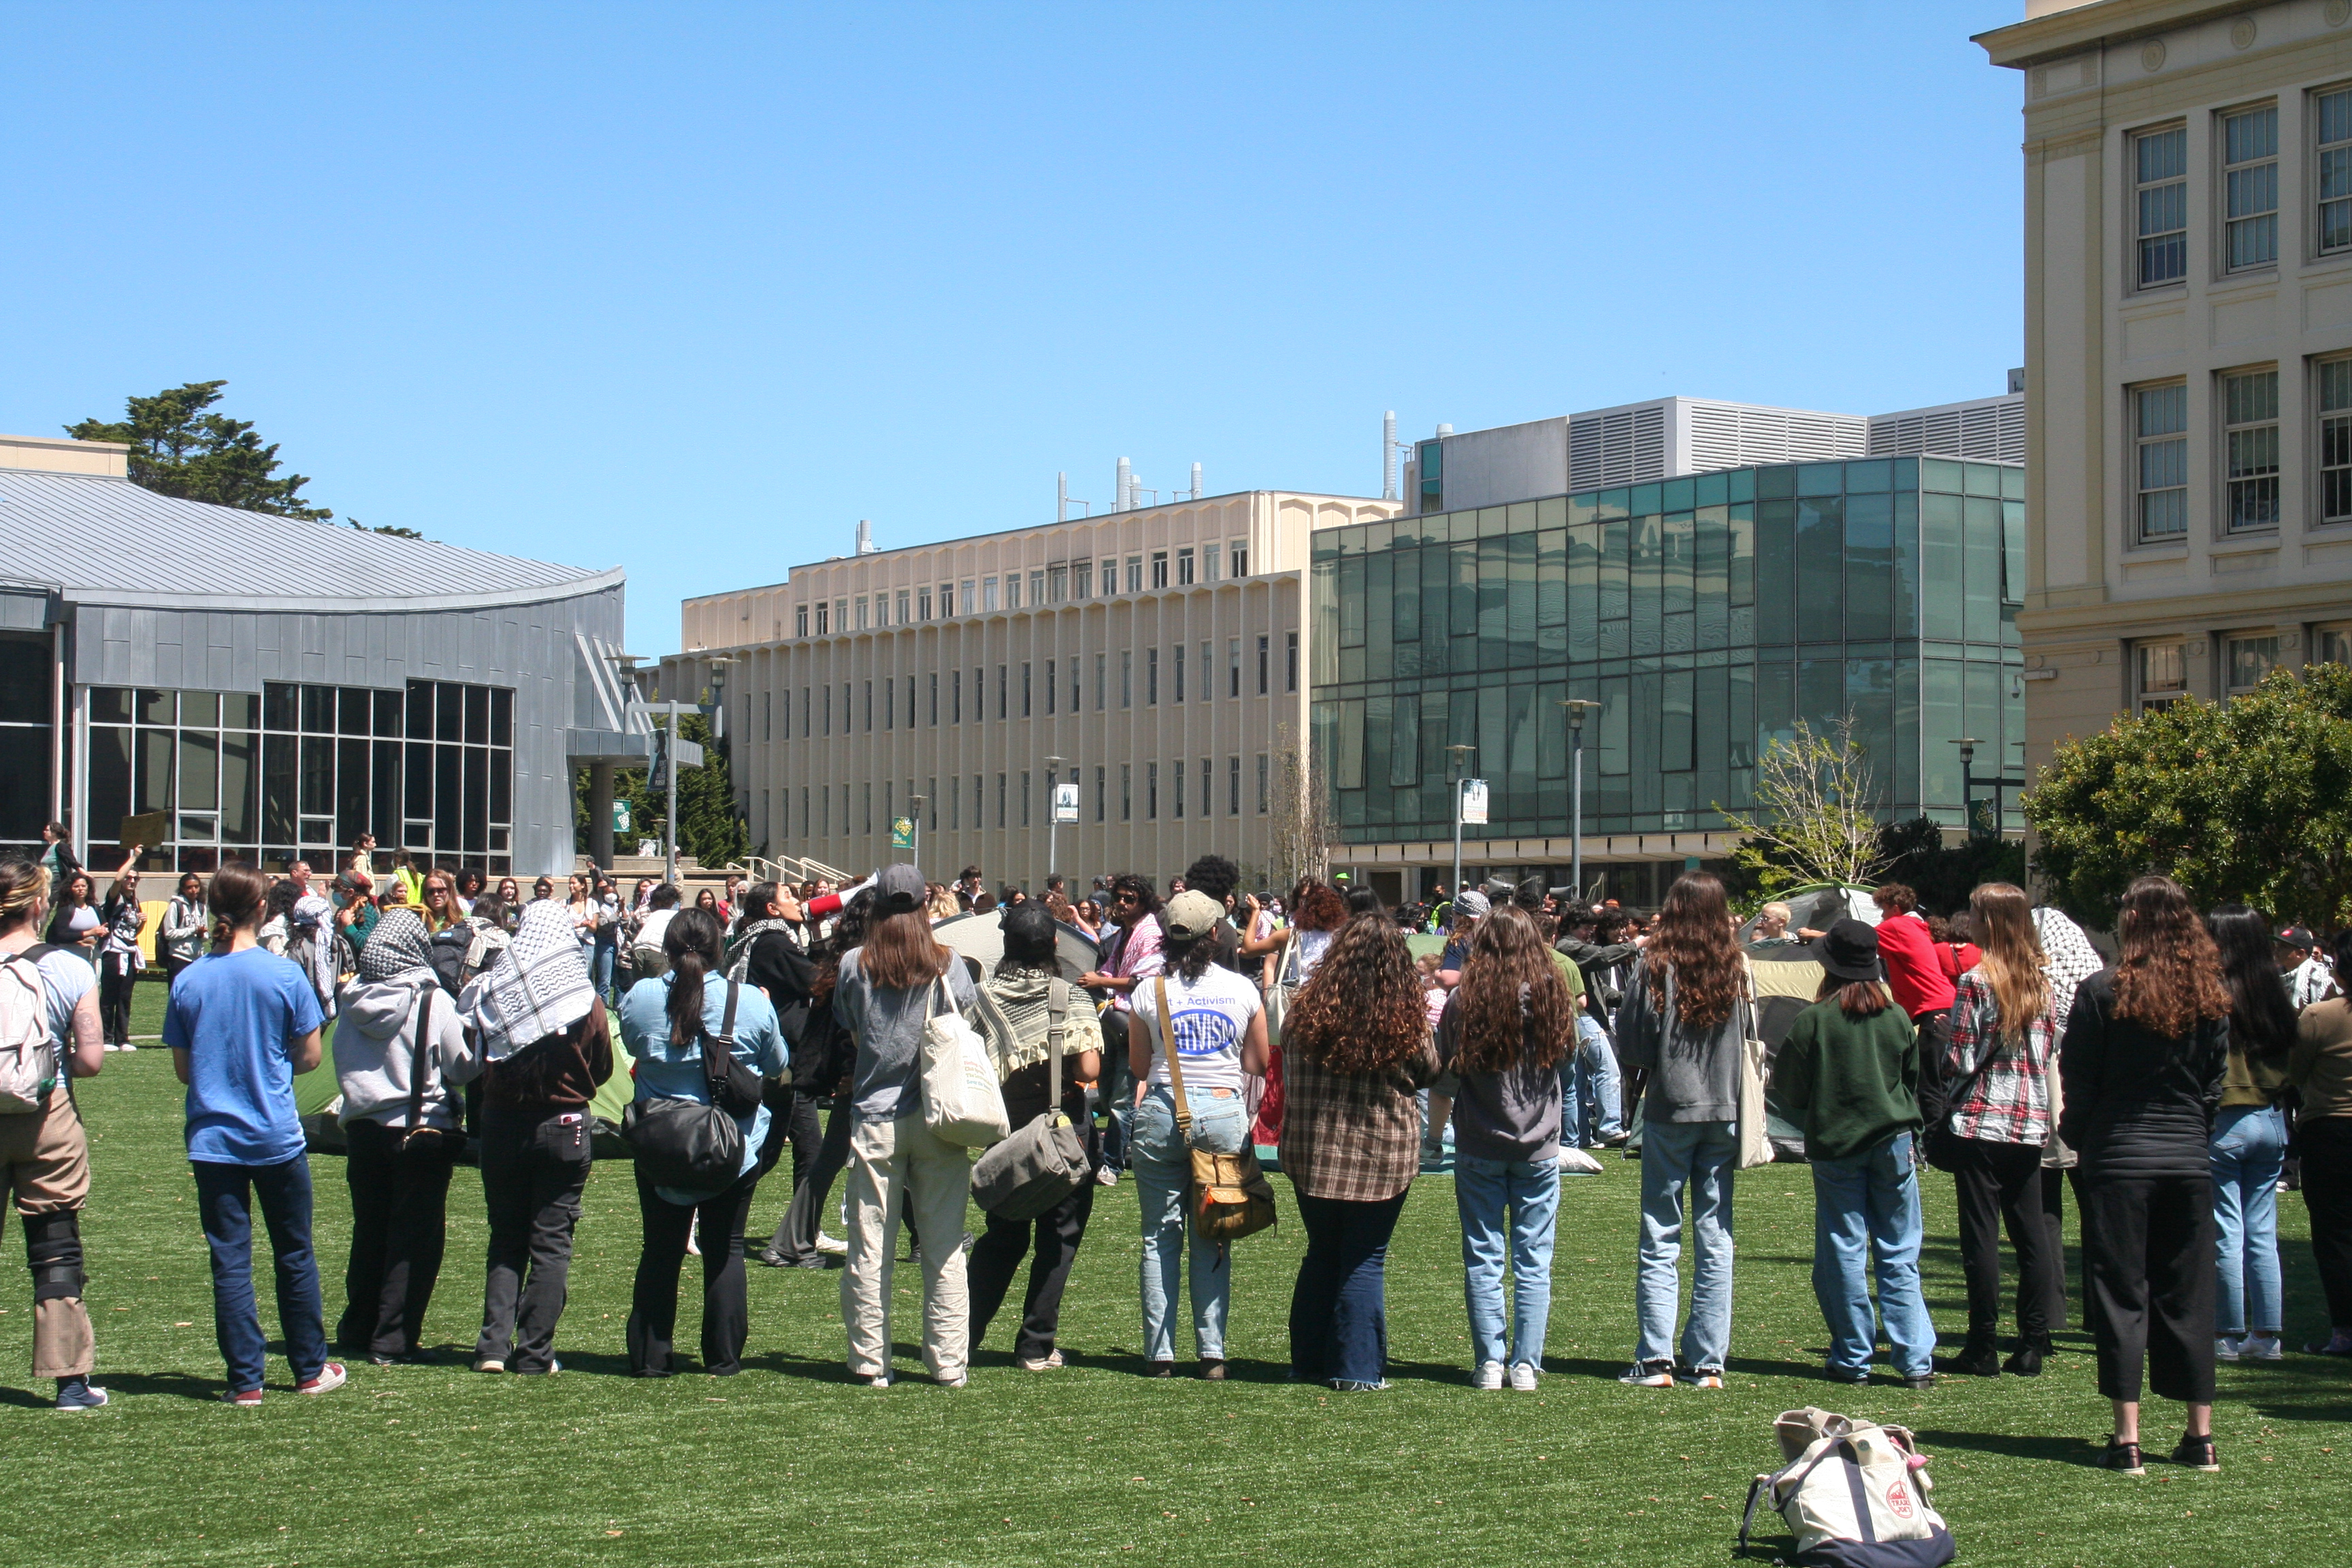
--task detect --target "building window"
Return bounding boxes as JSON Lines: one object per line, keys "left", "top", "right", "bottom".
{"left": 1121, "top": 763, "right": 1132, "bottom": 821}
{"left": 882, "top": 678, "right": 892, "bottom": 731}
{"left": 1257, "top": 634, "right": 1269, "bottom": 695}
{"left": 1049, "top": 564, "right": 1067, "bottom": 602}
{"left": 942, "top": 582, "right": 958, "bottom": 617}
{"left": 1022, "top": 662, "right": 1032, "bottom": 717}
{"left": 2321, "top": 359, "right": 2352, "bottom": 523}
{"left": 2317, "top": 623, "right": 2352, "bottom": 666}
{"left": 1256, "top": 752, "right": 1269, "bottom": 814}
{"left": 2133, "top": 382, "right": 2189, "bottom": 541}
{"left": 1121, "top": 651, "right": 1132, "bottom": 708}
{"left": 1126, "top": 555, "right": 1142, "bottom": 593}
{"left": 2226, "top": 633, "right": 2281, "bottom": 693}
{"left": 1228, "top": 755, "right": 1241, "bottom": 816}
{"left": 1201, "top": 757, "right": 1213, "bottom": 818}
{"left": 1177, "top": 547, "right": 1195, "bottom": 585}
{"left": 2135, "top": 642, "right": 2188, "bottom": 712}
{"left": 814, "top": 602, "right": 830, "bottom": 636}
{"left": 1030, "top": 570, "right": 1045, "bottom": 605}
{"left": 918, "top": 587, "right": 932, "bottom": 621}
{"left": 1100, "top": 558, "right": 1117, "bottom": 595}
{"left": 1147, "top": 649, "right": 1159, "bottom": 705}
{"left": 1150, "top": 551, "right": 1169, "bottom": 589}
{"left": 1095, "top": 765, "right": 1106, "bottom": 823}
{"left": 853, "top": 596, "right": 866, "bottom": 630}
{"left": 929, "top": 673, "right": 938, "bottom": 725}
{"left": 1075, "top": 561, "right": 1093, "bottom": 599}
{"left": 1021, "top": 770, "right": 1031, "bottom": 827}
{"left": 1230, "top": 538, "right": 1249, "bottom": 576}
{"left": 1070, "top": 659, "right": 1081, "bottom": 713}
{"left": 1173, "top": 644, "right": 1185, "bottom": 702}
{"left": 1228, "top": 638, "right": 1241, "bottom": 697}
{"left": 951, "top": 670, "right": 962, "bottom": 723}
{"left": 1147, "top": 761, "right": 1158, "bottom": 819}
{"left": 1005, "top": 572, "right": 1021, "bottom": 610}
{"left": 1095, "top": 653, "right": 1106, "bottom": 711}
{"left": 960, "top": 578, "right": 975, "bottom": 614}
{"left": 1044, "top": 659, "right": 1055, "bottom": 715}
{"left": 2321, "top": 87, "right": 2352, "bottom": 255}
{"left": 1286, "top": 630, "right": 1300, "bottom": 691}
{"left": 1173, "top": 757, "right": 1183, "bottom": 818}
{"left": 896, "top": 589, "right": 910, "bottom": 625}
{"left": 998, "top": 664, "right": 1008, "bottom": 719}
{"left": 863, "top": 681, "right": 873, "bottom": 732}
{"left": 834, "top": 598, "right": 847, "bottom": 633}
{"left": 1205, "top": 542, "right": 1222, "bottom": 581}
{"left": 983, "top": 576, "right": 1000, "bottom": 612}
{"left": 2224, "top": 105, "right": 2279, "bottom": 271}
{"left": 795, "top": 604, "right": 808, "bottom": 637}
{"left": 2223, "top": 368, "right": 2281, "bottom": 531}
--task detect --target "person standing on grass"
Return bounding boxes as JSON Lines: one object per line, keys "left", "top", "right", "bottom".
{"left": 2060, "top": 875, "right": 2230, "bottom": 1476}
{"left": 163, "top": 860, "right": 345, "bottom": 1404}
{"left": 835, "top": 864, "right": 981, "bottom": 1388}
{"left": 619, "top": 907, "right": 785, "bottom": 1378}
{"left": 1771, "top": 919, "right": 1934, "bottom": 1391}
{"left": 968, "top": 903, "right": 1103, "bottom": 1371}
{"left": 1277, "top": 911, "right": 1439, "bottom": 1392}
{"left": 331, "top": 909, "right": 480, "bottom": 1366}
{"left": 1936, "top": 883, "right": 2062, "bottom": 1379}
{"left": 1125, "top": 891, "right": 1267, "bottom": 1379}
{"left": 758, "top": 889, "right": 872, "bottom": 1269}
{"left": 1872, "top": 883, "right": 1959, "bottom": 1109}
{"left": 1077, "top": 873, "right": 1163, "bottom": 1186}
{"left": 161, "top": 871, "right": 209, "bottom": 990}
{"left": 0, "top": 859, "right": 110, "bottom": 1409}
{"left": 2291, "top": 930, "right": 2352, "bottom": 1357}
{"left": 1614, "top": 870, "right": 1748, "bottom": 1390}
{"left": 2204, "top": 906, "right": 2297, "bottom": 1366}
{"left": 45, "top": 866, "right": 101, "bottom": 964}
{"left": 1435, "top": 905, "right": 1570, "bottom": 1392}
{"left": 95, "top": 852, "right": 144, "bottom": 1051}
{"left": 461, "top": 900, "right": 612, "bottom": 1375}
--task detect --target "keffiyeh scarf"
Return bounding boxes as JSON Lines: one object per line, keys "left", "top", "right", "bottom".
{"left": 359, "top": 908, "right": 437, "bottom": 986}
{"left": 461, "top": 900, "right": 596, "bottom": 1061}
{"left": 2032, "top": 906, "right": 2105, "bottom": 1030}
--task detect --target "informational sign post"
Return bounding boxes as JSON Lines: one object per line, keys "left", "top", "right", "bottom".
{"left": 1458, "top": 779, "right": 1490, "bottom": 826}
{"left": 1051, "top": 782, "right": 1080, "bottom": 824}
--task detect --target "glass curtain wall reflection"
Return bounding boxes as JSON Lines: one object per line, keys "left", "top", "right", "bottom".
{"left": 1310, "top": 457, "right": 2024, "bottom": 845}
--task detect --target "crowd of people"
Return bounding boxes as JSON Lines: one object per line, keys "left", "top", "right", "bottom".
{"left": 0, "top": 829, "right": 2344, "bottom": 1479}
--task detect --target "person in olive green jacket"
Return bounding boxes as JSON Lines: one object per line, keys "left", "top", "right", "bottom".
{"left": 1771, "top": 919, "right": 1933, "bottom": 1388}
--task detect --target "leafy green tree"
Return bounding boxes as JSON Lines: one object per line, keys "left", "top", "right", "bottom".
{"left": 68, "top": 380, "right": 333, "bottom": 520}
{"left": 1716, "top": 715, "right": 1890, "bottom": 901}
{"left": 2027, "top": 664, "right": 2352, "bottom": 930}
{"left": 573, "top": 712, "right": 747, "bottom": 870}
{"left": 1876, "top": 817, "right": 2026, "bottom": 916}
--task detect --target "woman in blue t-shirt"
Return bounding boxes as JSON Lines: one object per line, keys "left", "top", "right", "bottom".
{"left": 617, "top": 906, "right": 785, "bottom": 1377}
{"left": 163, "top": 860, "right": 343, "bottom": 1404}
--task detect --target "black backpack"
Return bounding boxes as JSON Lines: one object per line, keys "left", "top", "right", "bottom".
{"left": 427, "top": 926, "right": 476, "bottom": 996}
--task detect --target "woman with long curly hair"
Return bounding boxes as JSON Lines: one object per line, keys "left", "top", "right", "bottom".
{"left": 2204, "top": 906, "right": 2296, "bottom": 1367}
{"left": 2060, "top": 875, "right": 2231, "bottom": 1475}
{"left": 1435, "top": 906, "right": 1571, "bottom": 1389}
{"left": 1614, "top": 871, "right": 1748, "bottom": 1388}
{"left": 1278, "top": 912, "right": 1441, "bottom": 1390}
{"left": 1936, "top": 882, "right": 2063, "bottom": 1379}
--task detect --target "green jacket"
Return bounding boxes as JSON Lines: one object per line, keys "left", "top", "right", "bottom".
{"left": 1771, "top": 999, "right": 1922, "bottom": 1163}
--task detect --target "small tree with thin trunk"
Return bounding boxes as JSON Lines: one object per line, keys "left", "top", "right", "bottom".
{"left": 1716, "top": 714, "right": 1890, "bottom": 898}
{"left": 1263, "top": 722, "right": 1333, "bottom": 894}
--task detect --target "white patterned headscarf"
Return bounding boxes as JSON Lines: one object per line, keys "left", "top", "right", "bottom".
{"left": 359, "top": 908, "right": 436, "bottom": 985}
{"left": 460, "top": 899, "right": 596, "bottom": 1060}
{"left": 2032, "top": 906, "right": 2106, "bottom": 1031}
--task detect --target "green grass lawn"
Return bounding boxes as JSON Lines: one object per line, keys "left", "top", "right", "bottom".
{"left": 18, "top": 983, "right": 2348, "bottom": 1567}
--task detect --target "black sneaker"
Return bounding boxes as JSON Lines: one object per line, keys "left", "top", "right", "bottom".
{"left": 2102, "top": 1439, "right": 2146, "bottom": 1476}
{"left": 1827, "top": 1367, "right": 1871, "bottom": 1385}
{"left": 1902, "top": 1373, "right": 1936, "bottom": 1391}
{"left": 2170, "top": 1434, "right": 2219, "bottom": 1472}
{"left": 2003, "top": 1343, "right": 2044, "bottom": 1377}
{"left": 1942, "top": 1343, "right": 2002, "bottom": 1377}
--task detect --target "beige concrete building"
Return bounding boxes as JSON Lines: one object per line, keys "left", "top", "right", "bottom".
{"left": 670, "top": 489, "right": 1398, "bottom": 891}
{"left": 1980, "top": 0, "right": 2352, "bottom": 779}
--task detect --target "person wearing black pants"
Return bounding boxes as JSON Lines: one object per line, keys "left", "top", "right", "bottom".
{"left": 2299, "top": 1118, "right": 2352, "bottom": 1343}
{"left": 969, "top": 1181, "right": 1096, "bottom": 1365}
{"left": 629, "top": 1167, "right": 761, "bottom": 1376}
{"left": 2080, "top": 1175, "right": 2217, "bottom": 1408}
{"left": 1947, "top": 1139, "right": 2056, "bottom": 1367}
{"left": 766, "top": 1098, "right": 852, "bottom": 1265}
{"left": 338, "top": 1120, "right": 458, "bottom": 1360}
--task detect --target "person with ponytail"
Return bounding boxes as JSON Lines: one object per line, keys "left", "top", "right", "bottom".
{"left": 2204, "top": 906, "right": 2297, "bottom": 1365}
{"left": 163, "top": 859, "right": 342, "bottom": 1403}
{"left": 616, "top": 906, "right": 785, "bottom": 1377}
{"left": 1936, "top": 882, "right": 2063, "bottom": 1379}
{"left": 1435, "top": 905, "right": 1571, "bottom": 1390}
{"left": 0, "top": 858, "right": 108, "bottom": 1409}
{"left": 1614, "top": 871, "right": 1749, "bottom": 1388}
{"left": 834, "top": 864, "right": 981, "bottom": 1387}
{"left": 2060, "top": 875, "right": 2231, "bottom": 1475}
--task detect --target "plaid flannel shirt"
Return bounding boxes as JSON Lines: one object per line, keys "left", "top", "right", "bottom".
{"left": 1277, "top": 1039, "right": 1442, "bottom": 1203}
{"left": 1942, "top": 970, "right": 2055, "bottom": 1146}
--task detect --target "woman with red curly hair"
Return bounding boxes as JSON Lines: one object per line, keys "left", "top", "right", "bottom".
{"left": 2061, "top": 875, "right": 2231, "bottom": 1476}
{"left": 1614, "top": 872, "right": 1749, "bottom": 1389}
{"left": 1277, "top": 912, "right": 1441, "bottom": 1390}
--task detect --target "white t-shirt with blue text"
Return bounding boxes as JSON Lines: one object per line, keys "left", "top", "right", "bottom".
{"left": 1131, "top": 964, "right": 1262, "bottom": 1095}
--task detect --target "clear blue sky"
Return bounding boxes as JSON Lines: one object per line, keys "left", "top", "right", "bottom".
{"left": 4, "top": 2, "right": 2022, "bottom": 656}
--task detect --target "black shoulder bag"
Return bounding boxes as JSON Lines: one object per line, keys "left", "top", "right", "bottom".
{"left": 622, "top": 980, "right": 760, "bottom": 1189}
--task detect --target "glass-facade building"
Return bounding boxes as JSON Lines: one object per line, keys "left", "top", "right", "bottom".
{"left": 1309, "top": 455, "right": 2023, "bottom": 879}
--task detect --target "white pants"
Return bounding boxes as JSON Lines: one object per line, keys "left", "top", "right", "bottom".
{"left": 841, "top": 1111, "right": 971, "bottom": 1380}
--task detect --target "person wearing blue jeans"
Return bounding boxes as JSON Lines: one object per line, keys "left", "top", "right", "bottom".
{"left": 1771, "top": 919, "right": 1936, "bottom": 1387}
{"left": 164, "top": 860, "right": 345, "bottom": 1403}
{"left": 1612, "top": 872, "right": 1750, "bottom": 1387}
{"left": 1456, "top": 1156, "right": 1561, "bottom": 1376}
{"left": 1131, "top": 1086, "right": 1247, "bottom": 1365}
{"left": 1562, "top": 1014, "right": 1623, "bottom": 1149}
{"left": 2211, "top": 1100, "right": 2287, "bottom": 1357}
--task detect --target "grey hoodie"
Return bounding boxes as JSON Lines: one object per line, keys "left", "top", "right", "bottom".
{"left": 332, "top": 979, "right": 482, "bottom": 1130}
{"left": 1614, "top": 956, "right": 1745, "bottom": 1124}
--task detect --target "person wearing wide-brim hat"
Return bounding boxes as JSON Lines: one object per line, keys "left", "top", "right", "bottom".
{"left": 1770, "top": 918, "right": 1936, "bottom": 1389}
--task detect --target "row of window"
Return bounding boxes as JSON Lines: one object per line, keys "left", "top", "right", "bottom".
{"left": 787, "top": 755, "right": 1275, "bottom": 840}
{"left": 2133, "top": 626, "right": 2352, "bottom": 710}
{"left": 2131, "top": 359, "right": 2352, "bottom": 538}
{"left": 757, "top": 633, "right": 1301, "bottom": 741}
{"left": 796, "top": 540, "right": 1254, "bottom": 638}
{"left": 2132, "top": 89, "right": 2352, "bottom": 288}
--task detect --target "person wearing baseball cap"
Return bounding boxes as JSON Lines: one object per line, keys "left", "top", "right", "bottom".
{"left": 2276, "top": 926, "right": 2339, "bottom": 1011}
{"left": 1772, "top": 919, "right": 1935, "bottom": 1390}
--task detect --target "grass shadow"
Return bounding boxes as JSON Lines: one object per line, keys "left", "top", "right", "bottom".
{"left": 86, "top": 1370, "right": 234, "bottom": 1403}
{"left": 1910, "top": 1426, "right": 2102, "bottom": 1467}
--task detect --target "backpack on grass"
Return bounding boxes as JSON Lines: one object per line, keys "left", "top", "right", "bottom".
{"left": 1740, "top": 1407, "right": 1953, "bottom": 1567}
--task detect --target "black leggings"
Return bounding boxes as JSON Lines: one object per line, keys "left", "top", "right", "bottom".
{"left": 629, "top": 1166, "right": 760, "bottom": 1376}
{"left": 99, "top": 964, "right": 135, "bottom": 1048}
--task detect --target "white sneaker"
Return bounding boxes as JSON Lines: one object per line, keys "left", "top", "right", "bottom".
{"left": 1471, "top": 1360, "right": 1504, "bottom": 1390}
{"left": 1558, "top": 1147, "right": 1605, "bottom": 1175}
{"left": 2216, "top": 1335, "right": 2242, "bottom": 1362}
{"left": 867, "top": 1373, "right": 892, "bottom": 1389}
{"left": 2242, "top": 1333, "right": 2285, "bottom": 1362}
{"left": 935, "top": 1371, "right": 968, "bottom": 1388}
{"left": 1094, "top": 1165, "right": 1121, "bottom": 1187}
{"left": 1017, "top": 1350, "right": 1064, "bottom": 1371}
{"left": 1509, "top": 1362, "right": 1540, "bottom": 1392}
{"left": 813, "top": 1232, "right": 848, "bottom": 1256}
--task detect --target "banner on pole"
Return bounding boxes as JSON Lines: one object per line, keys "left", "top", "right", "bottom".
{"left": 889, "top": 816, "right": 916, "bottom": 849}
{"left": 1458, "top": 779, "right": 1489, "bottom": 826}
{"left": 1051, "top": 782, "right": 1080, "bottom": 824}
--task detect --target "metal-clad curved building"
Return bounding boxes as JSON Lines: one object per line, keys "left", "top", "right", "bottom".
{"left": 0, "top": 433, "right": 646, "bottom": 878}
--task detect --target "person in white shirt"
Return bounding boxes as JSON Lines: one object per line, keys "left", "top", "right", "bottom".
{"left": 2279, "top": 927, "right": 2338, "bottom": 1011}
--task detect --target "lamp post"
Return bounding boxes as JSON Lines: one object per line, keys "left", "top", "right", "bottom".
{"left": 1446, "top": 742, "right": 1476, "bottom": 904}
{"left": 908, "top": 794, "right": 926, "bottom": 868}
{"left": 702, "top": 655, "right": 740, "bottom": 881}
{"left": 1042, "top": 754, "right": 1064, "bottom": 889}
{"left": 1947, "top": 736, "right": 2023, "bottom": 840}
{"left": 1559, "top": 699, "right": 1601, "bottom": 899}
